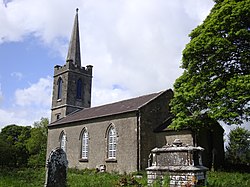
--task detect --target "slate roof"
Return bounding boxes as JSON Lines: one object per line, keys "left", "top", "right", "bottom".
{"left": 50, "top": 90, "right": 166, "bottom": 126}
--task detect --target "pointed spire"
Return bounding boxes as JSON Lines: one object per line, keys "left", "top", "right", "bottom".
{"left": 66, "top": 8, "right": 81, "bottom": 67}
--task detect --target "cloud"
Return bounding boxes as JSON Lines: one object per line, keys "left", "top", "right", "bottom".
{"left": 0, "top": 0, "right": 214, "bottom": 59}
{"left": 183, "top": 0, "right": 215, "bottom": 21}
{"left": 0, "top": 0, "right": 80, "bottom": 56}
{"left": 15, "top": 76, "right": 52, "bottom": 107}
{"left": 0, "top": 76, "right": 52, "bottom": 129}
{"left": 0, "top": 0, "right": 215, "bottom": 127}
{"left": 92, "top": 86, "right": 132, "bottom": 107}
{"left": 11, "top": 72, "right": 23, "bottom": 80}
{"left": 82, "top": 0, "right": 215, "bottom": 98}
{"left": 0, "top": 107, "right": 50, "bottom": 129}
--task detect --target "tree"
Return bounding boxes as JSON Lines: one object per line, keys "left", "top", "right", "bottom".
{"left": 26, "top": 117, "right": 48, "bottom": 167}
{"left": 0, "top": 125, "right": 31, "bottom": 167}
{"left": 226, "top": 127, "right": 250, "bottom": 165}
{"left": 170, "top": 0, "right": 250, "bottom": 129}
{"left": 0, "top": 136, "right": 13, "bottom": 167}
{"left": 0, "top": 118, "right": 48, "bottom": 168}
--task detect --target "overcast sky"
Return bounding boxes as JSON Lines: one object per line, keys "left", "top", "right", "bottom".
{"left": 0, "top": 0, "right": 218, "bottom": 129}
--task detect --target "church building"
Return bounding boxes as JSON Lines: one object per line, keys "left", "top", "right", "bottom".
{"left": 46, "top": 10, "right": 224, "bottom": 173}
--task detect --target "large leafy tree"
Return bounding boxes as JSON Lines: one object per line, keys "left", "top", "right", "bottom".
{"left": 26, "top": 117, "right": 48, "bottom": 168}
{"left": 0, "top": 125, "right": 31, "bottom": 167}
{"left": 226, "top": 127, "right": 250, "bottom": 165}
{"left": 170, "top": 0, "right": 250, "bottom": 129}
{"left": 0, "top": 118, "right": 48, "bottom": 168}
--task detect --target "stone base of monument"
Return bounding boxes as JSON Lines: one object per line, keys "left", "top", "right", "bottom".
{"left": 147, "top": 165, "right": 207, "bottom": 186}
{"left": 146, "top": 139, "right": 208, "bottom": 186}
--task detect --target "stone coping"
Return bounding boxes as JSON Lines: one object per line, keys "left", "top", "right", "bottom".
{"left": 146, "top": 165, "right": 208, "bottom": 172}
{"left": 151, "top": 145, "right": 204, "bottom": 153}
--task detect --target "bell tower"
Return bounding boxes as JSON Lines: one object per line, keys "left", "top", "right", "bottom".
{"left": 51, "top": 9, "right": 93, "bottom": 123}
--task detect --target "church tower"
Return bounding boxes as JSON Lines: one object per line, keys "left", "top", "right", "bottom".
{"left": 51, "top": 9, "right": 93, "bottom": 123}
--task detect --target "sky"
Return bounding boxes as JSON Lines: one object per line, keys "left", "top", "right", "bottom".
{"left": 1, "top": 0, "right": 246, "bottom": 136}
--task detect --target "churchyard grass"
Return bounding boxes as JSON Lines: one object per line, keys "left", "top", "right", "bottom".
{"left": 67, "top": 168, "right": 148, "bottom": 187}
{"left": 0, "top": 167, "right": 250, "bottom": 186}
{"left": 0, "top": 167, "right": 46, "bottom": 187}
{"left": 206, "top": 171, "right": 250, "bottom": 187}
{"left": 67, "top": 168, "right": 120, "bottom": 186}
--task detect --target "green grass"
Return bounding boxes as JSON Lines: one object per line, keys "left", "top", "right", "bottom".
{"left": 0, "top": 168, "right": 249, "bottom": 187}
{"left": 67, "top": 168, "right": 120, "bottom": 187}
{"left": 0, "top": 167, "right": 46, "bottom": 187}
{"left": 206, "top": 171, "right": 250, "bottom": 187}
{"left": 67, "top": 168, "right": 147, "bottom": 187}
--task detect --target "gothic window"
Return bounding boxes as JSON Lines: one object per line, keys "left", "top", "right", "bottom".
{"left": 80, "top": 128, "right": 89, "bottom": 159}
{"left": 57, "top": 77, "right": 63, "bottom": 100}
{"left": 60, "top": 131, "right": 67, "bottom": 152}
{"left": 76, "top": 79, "right": 82, "bottom": 99}
{"left": 107, "top": 126, "right": 117, "bottom": 159}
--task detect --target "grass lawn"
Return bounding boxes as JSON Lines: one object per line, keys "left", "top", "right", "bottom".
{"left": 0, "top": 168, "right": 147, "bottom": 187}
{"left": 0, "top": 168, "right": 45, "bottom": 187}
{"left": 0, "top": 167, "right": 249, "bottom": 187}
{"left": 206, "top": 171, "right": 250, "bottom": 187}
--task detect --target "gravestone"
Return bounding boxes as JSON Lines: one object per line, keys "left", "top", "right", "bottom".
{"left": 45, "top": 148, "right": 68, "bottom": 187}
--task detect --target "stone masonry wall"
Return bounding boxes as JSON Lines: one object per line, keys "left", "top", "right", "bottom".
{"left": 139, "top": 90, "right": 173, "bottom": 170}
{"left": 51, "top": 63, "right": 92, "bottom": 123}
{"left": 159, "top": 130, "right": 194, "bottom": 146}
{"left": 47, "top": 112, "right": 138, "bottom": 173}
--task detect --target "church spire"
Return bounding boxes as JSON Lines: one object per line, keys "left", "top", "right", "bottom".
{"left": 66, "top": 8, "right": 81, "bottom": 67}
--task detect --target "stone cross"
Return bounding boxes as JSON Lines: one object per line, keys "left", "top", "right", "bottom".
{"left": 45, "top": 148, "right": 68, "bottom": 187}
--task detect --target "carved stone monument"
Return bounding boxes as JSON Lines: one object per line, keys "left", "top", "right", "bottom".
{"left": 146, "top": 139, "right": 208, "bottom": 186}
{"left": 45, "top": 148, "right": 68, "bottom": 187}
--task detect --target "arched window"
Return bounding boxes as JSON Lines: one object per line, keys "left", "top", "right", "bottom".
{"left": 76, "top": 79, "right": 82, "bottom": 99}
{"left": 57, "top": 77, "right": 63, "bottom": 99}
{"left": 80, "top": 129, "right": 89, "bottom": 159}
{"left": 60, "top": 131, "right": 67, "bottom": 152}
{"left": 107, "top": 126, "right": 117, "bottom": 159}
{"left": 56, "top": 114, "right": 61, "bottom": 120}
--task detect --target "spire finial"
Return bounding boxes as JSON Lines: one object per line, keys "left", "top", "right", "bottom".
{"left": 76, "top": 8, "right": 79, "bottom": 13}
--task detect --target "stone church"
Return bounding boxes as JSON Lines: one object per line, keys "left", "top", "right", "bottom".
{"left": 47, "top": 10, "right": 224, "bottom": 173}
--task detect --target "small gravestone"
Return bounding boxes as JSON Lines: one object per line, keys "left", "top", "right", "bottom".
{"left": 45, "top": 148, "right": 68, "bottom": 187}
